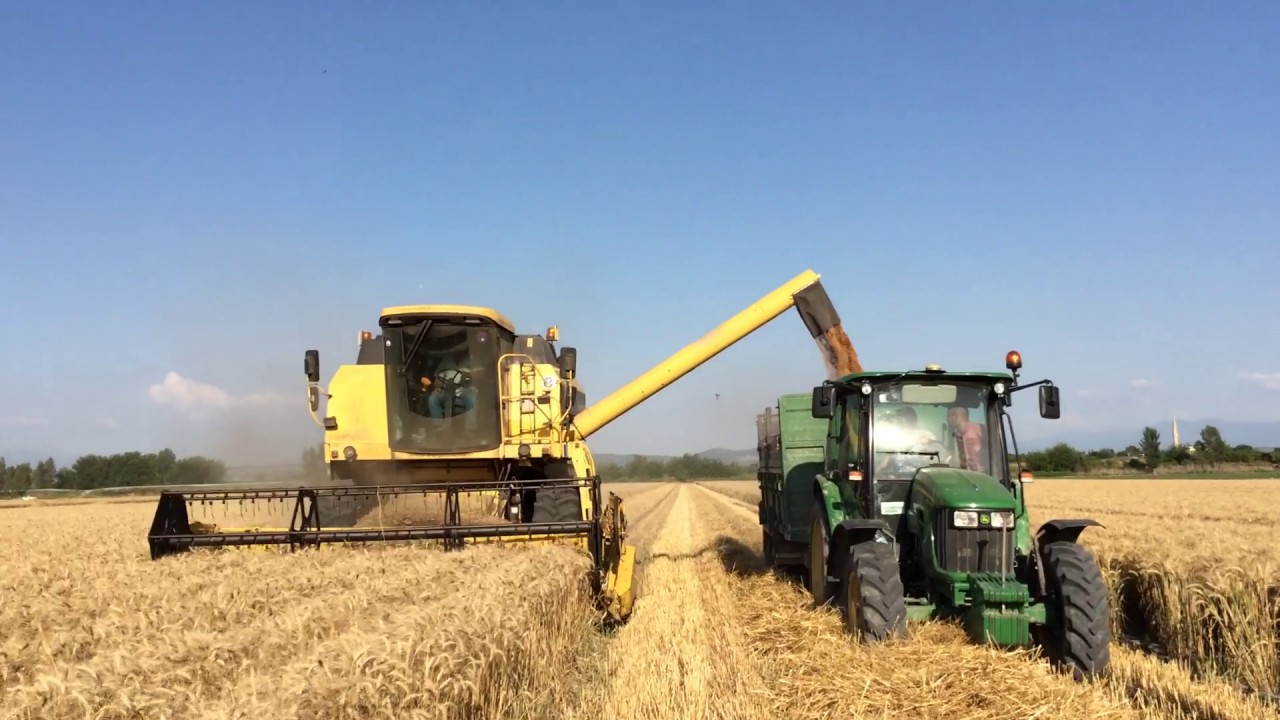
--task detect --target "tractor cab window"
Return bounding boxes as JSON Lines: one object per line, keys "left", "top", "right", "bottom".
{"left": 871, "top": 381, "right": 1001, "bottom": 482}
{"left": 382, "top": 319, "right": 512, "bottom": 453}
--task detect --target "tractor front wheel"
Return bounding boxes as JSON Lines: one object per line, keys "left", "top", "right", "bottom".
{"left": 842, "top": 540, "right": 907, "bottom": 643}
{"left": 1036, "top": 541, "right": 1111, "bottom": 680}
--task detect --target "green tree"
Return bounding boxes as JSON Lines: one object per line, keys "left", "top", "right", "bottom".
{"left": 156, "top": 448, "right": 177, "bottom": 482}
{"left": 10, "top": 463, "right": 33, "bottom": 492}
{"left": 1140, "top": 427, "right": 1161, "bottom": 471}
{"left": 1023, "top": 443, "right": 1084, "bottom": 473}
{"left": 1197, "top": 425, "right": 1229, "bottom": 468}
{"left": 1164, "top": 444, "right": 1191, "bottom": 466}
{"left": 1229, "top": 444, "right": 1259, "bottom": 463}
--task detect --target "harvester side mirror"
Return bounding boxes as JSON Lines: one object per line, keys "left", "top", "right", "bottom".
{"left": 811, "top": 385, "right": 836, "bottom": 419}
{"left": 308, "top": 385, "right": 320, "bottom": 412}
{"left": 559, "top": 346, "right": 577, "bottom": 379}
{"left": 1039, "top": 385, "right": 1060, "bottom": 419}
{"left": 305, "top": 349, "right": 320, "bottom": 383}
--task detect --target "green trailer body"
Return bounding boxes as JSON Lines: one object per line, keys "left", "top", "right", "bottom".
{"left": 757, "top": 393, "right": 828, "bottom": 564}
{"left": 754, "top": 355, "right": 1113, "bottom": 682}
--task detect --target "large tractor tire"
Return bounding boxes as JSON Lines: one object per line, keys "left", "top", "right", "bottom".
{"left": 807, "top": 499, "right": 832, "bottom": 605}
{"left": 1036, "top": 541, "right": 1111, "bottom": 680}
{"left": 843, "top": 540, "right": 907, "bottom": 643}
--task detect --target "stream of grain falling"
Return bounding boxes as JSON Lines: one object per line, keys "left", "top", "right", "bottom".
{"left": 814, "top": 323, "right": 863, "bottom": 379}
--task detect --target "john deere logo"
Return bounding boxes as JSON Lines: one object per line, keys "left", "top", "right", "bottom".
{"left": 979, "top": 513, "right": 991, "bottom": 525}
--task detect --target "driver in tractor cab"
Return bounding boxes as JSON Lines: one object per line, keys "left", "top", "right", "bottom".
{"left": 947, "top": 405, "right": 988, "bottom": 473}
{"left": 875, "top": 406, "right": 947, "bottom": 478}
{"left": 422, "top": 351, "right": 478, "bottom": 419}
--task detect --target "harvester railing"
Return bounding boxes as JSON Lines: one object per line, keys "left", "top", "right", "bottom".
{"left": 148, "top": 477, "right": 597, "bottom": 560}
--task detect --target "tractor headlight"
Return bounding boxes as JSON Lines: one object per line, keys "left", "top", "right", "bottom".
{"left": 993, "top": 382, "right": 1006, "bottom": 395}
{"left": 989, "top": 511, "right": 1015, "bottom": 528}
{"left": 953, "top": 510, "right": 978, "bottom": 528}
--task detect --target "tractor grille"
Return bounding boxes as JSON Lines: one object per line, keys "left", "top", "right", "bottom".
{"left": 933, "top": 510, "right": 1015, "bottom": 574}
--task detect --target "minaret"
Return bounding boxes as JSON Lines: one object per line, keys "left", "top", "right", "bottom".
{"left": 1172, "top": 417, "right": 1180, "bottom": 448}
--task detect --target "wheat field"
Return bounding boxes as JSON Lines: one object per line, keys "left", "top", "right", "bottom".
{"left": 2, "top": 479, "right": 1277, "bottom": 719}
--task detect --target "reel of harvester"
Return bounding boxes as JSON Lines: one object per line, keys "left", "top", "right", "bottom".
{"left": 146, "top": 476, "right": 636, "bottom": 623}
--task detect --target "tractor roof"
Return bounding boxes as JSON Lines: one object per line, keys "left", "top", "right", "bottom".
{"left": 833, "top": 369, "right": 1013, "bottom": 385}
{"left": 379, "top": 304, "right": 515, "bottom": 333}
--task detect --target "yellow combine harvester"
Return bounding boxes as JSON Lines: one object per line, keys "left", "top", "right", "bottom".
{"left": 147, "top": 269, "right": 845, "bottom": 624}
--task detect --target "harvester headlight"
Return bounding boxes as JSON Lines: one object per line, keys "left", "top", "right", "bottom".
{"left": 953, "top": 510, "right": 978, "bottom": 528}
{"left": 993, "top": 382, "right": 1006, "bottom": 395}
{"left": 989, "top": 511, "right": 1015, "bottom": 528}
{"left": 860, "top": 381, "right": 872, "bottom": 395}
{"left": 343, "top": 446, "right": 357, "bottom": 461}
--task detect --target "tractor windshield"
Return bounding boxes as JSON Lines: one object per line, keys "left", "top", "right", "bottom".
{"left": 382, "top": 319, "right": 510, "bottom": 454}
{"left": 871, "top": 380, "right": 1004, "bottom": 484}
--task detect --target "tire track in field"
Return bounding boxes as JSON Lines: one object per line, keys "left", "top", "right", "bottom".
{"left": 591, "top": 483, "right": 769, "bottom": 720}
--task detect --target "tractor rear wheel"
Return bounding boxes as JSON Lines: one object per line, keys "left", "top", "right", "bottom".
{"left": 842, "top": 540, "right": 907, "bottom": 643}
{"left": 807, "top": 500, "right": 831, "bottom": 605}
{"left": 1036, "top": 541, "right": 1111, "bottom": 680}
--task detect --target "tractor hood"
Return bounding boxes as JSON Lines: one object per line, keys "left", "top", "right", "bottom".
{"left": 911, "top": 467, "right": 1016, "bottom": 511}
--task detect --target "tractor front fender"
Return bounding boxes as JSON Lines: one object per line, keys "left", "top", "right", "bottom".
{"left": 812, "top": 476, "right": 844, "bottom": 530}
{"left": 1035, "top": 518, "right": 1104, "bottom": 549}
{"left": 829, "top": 519, "right": 895, "bottom": 578}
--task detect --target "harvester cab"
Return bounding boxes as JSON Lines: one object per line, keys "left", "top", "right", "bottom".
{"left": 149, "top": 269, "right": 849, "bottom": 627}
{"left": 757, "top": 351, "right": 1111, "bottom": 680}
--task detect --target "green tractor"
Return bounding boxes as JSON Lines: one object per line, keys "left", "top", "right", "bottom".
{"left": 756, "top": 351, "right": 1110, "bottom": 679}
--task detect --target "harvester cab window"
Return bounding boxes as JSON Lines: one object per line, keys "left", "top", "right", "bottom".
{"left": 383, "top": 319, "right": 509, "bottom": 454}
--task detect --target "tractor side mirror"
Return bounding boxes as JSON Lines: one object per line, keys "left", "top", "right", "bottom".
{"left": 305, "top": 350, "right": 320, "bottom": 383}
{"left": 559, "top": 346, "right": 577, "bottom": 379}
{"left": 811, "top": 384, "right": 836, "bottom": 419}
{"left": 1039, "top": 385, "right": 1060, "bottom": 419}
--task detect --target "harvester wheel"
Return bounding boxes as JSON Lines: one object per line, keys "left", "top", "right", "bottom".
{"left": 530, "top": 462, "right": 584, "bottom": 523}
{"left": 1036, "top": 541, "right": 1111, "bottom": 680}
{"left": 531, "top": 488, "right": 582, "bottom": 523}
{"left": 806, "top": 500, "right": 832, "bottom": 605}
{"left": 842, "top": 540, "right": 907, "bottom": 643}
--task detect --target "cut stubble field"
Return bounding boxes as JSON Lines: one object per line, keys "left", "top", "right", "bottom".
{"left": 2, "top": 479, "right": 1277, "bottom": 719}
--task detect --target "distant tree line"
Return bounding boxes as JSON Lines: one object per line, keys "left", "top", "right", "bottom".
{"left": 598, "top": 453, "right": 752, "bottom": 481}
{"left": 0, "top": 449, "right": 226, "bottom": 493}
{"left": 1019, "top": 424, "right": 1276, "bottom": 475}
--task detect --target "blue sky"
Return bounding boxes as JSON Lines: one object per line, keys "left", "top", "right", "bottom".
{"left": 2, "top": 2, "right": 1277, "bottom": 466}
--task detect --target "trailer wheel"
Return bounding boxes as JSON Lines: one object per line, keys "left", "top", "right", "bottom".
{"left": 843, "top": 540, "right": 907, "bottom": 643}
{"left": 807, "top": 499, "right": 832, "bottom": 605}
{"left": 1036, "top": 541, "right": 1111, "bottom": 680}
